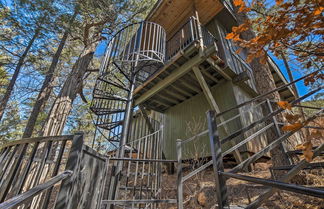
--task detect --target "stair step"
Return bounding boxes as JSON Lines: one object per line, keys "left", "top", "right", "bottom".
{"left": 92, "top": 95, "right": 128, "bottom": 102}
{"left": 118, "top": 186, "right": 156, "bottom": 191}
{"left": 97, "top": 77, "right": 129, "bottom": 91}
{"left": 98, "top": 121, "right": 124, "bottom": 130}
{"left": 90, "top": 107, "right": 125, "bottom": 115}
{"left": 122, "top": 172, "right": 157, "bottom": 177}
{"left": 101, "top": 199, "right": 177, "bottom": 205}
{"left": 106, "top": 134, "right": 121, "bottom": 142}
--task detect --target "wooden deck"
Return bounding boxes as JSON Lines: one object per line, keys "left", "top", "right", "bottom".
{"left": 133, "top": 41, "right": 295, "bottom": 113}
{"left": 133, "top": 43, "right": 230, "bottom": 112}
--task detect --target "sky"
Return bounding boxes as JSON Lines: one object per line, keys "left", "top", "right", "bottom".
{"left": 270, "top": 55, "right": 309, "bottom": 96}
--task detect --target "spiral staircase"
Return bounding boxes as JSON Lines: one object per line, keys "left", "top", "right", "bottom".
{"left": 90, "top": 22, "right": 165, "bottom": 145}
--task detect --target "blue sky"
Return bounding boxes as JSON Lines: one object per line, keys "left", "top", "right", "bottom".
{"left": 270, "top": 55, "right": 309, "bottom": 96}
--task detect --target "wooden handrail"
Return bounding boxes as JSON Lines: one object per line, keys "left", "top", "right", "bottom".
{"left": 0, "top": 170, "right": 73, "bottom": 209}
{"left": 0, "top": 135, "right": 74, "bottom": 149}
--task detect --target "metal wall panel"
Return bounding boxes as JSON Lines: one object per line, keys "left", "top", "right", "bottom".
{"left": 163, "top": 81, "right": 243, "bottom": 160}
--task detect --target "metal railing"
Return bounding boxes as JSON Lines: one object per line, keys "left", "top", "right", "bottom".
{"left": 102, "top": 125, "right": 177, "bottom": 208}
{"left": 166, "top": 16, "right": 216, "bottom": 61}
{"left": 175, "top": 71, "right": 324, "bottom": 208}
{"left": 0, "top": 170, "right": 72, "bottom": 209}
{"left": 0, "top": 135, "right": 75, "bottom": 207}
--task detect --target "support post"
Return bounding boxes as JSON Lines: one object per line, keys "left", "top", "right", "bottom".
{"left": 207, "top": 110, "right": 228, "bottom": 209}
{"left": 176, "top": 139, "right": 183, "bottom": 209}
{"left": 108, "top": 73, "right": 137, "bottom": 208}
{"left": 54, "top": 133, "right": 84, "bottom": 209}
{"left": 193, "top": 66, "right": 242, "bottom": 164}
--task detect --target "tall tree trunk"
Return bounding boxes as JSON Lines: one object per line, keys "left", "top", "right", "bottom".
{"left": 22, "top": 10, "right": 78, "bottom": 138}
{"left": 230, "top": 2, "right": 291, "bottom": 173}
{"left": 0, "top": 28, "right": 40, "bottom": 122}
{"left": 41, "top": 43, "right": 97, "bottom": 136}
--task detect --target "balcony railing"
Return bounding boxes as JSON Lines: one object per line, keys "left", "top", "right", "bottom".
{"left": 229, "top": 50, "right": 256, "bottom": 90}
{"left": 166, "top": 16, "right": 216, "bottom": 60}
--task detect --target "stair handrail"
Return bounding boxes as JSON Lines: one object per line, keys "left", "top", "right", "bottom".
{"left": 215, "top": 69, "right": 322, "bottom": 118}
{"left": 0, "top": 170, "right": 73, "bottom": 209}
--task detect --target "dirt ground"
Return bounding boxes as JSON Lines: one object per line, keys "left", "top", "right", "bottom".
{"left": 160, "top": 158, "right": 324, "bottom": 209}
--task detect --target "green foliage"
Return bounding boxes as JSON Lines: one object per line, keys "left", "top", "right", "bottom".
{"left": 0, "top": 101, "right": 23, "bottom": 145}
{"left": 0, "top": 0, "right": 157, "bottom": 147}
{"left": 301, "top": 99, "right": 324, "bottom": 116}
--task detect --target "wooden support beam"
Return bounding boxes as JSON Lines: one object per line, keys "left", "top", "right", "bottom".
{"left": 165, "top": 87, "right": 188, "bottom": 101}
{"left": 180, "top": 77, "right": 201, "bottom": 93}
{"left": 179, "top": 80, "right": 201, "bottom": 93}
{"left": 151, "top": 97, "right": 174, "bottom": 107}
{"left": 193, "top": 67, "right": 219, "bottom": 111}
{"left": 157, "top": 93, "right": 180, "bottom": 104}
{"left": 145, "top": 102, "right": 167, "bottom": 113}
{"left": 192, "top": 66, "right": 242, "bottom": 164}
{"left": 206, "top": 58, "right": 232, "bottom": 80}
{"left": 134, "top": 46, "right": 217, "bottom": 106}
{"left": 202, "top": 70, "right": 219, "bottom": 83}
{"left": 171, "top": 84, "right": 193, "bottom": 97}
{"left": 162, "top": 90, "right": 186, "bottom": 102}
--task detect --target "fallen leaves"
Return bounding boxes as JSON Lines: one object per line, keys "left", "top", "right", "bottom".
{"left": 295, "top": 141, "right": 314, "bottom": 162}
{"left": 282, "top": 122, "right": 303, "bottom": 132}
{"left": 277, "top": 101, "right": 292, "bottom": 110}
{"left": 285, "top": 113, "right": 301, "bottom": 124}
{"left": 309, "top": 130, "right": 322, "bottom": 139}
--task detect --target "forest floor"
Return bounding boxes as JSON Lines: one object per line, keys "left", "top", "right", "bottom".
{"left": 160, "top": 158, "right": 324, "bottom": 209}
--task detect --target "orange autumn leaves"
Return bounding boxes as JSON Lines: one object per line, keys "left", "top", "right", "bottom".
{"left": 276, "top": 101, "right": 322, "bottom": 162}
{"left": 227, "top": 0, "right": 324, "bottom": 73}
{"left": 296, "top": 141, "right": 313, "bottom": 162}
{"left": 304, "top": 71, "right": 324, "bottom": 86}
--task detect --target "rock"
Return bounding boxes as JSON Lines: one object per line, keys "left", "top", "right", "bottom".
{"left": 197, "top": 192, "right": 207, "bottom": 206}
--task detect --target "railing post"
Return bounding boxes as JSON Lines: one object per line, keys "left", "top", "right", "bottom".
{"left": 189, "top": 17, "right": 195, "bottom": 42}
{"left": 176, "top": 139, "right": 183, "bottom": 209}
{"left": 54, "top": 133, "right": 84, "bottom": 209}
{"left": 206, "top": 110, "right": 228, "bottom": 209}
{"left": 266, "top": 99, "right": 293, "bottom": 165}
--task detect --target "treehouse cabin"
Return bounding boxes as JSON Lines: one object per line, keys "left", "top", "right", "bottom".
{"left": 90, "top": 0, "right": 295, "bottom": 161}
{"left": 130, "top": 0, "right": 295, "bottom": 160}
{"left": 0, "top": 1, "right": 307, "bottom": 209}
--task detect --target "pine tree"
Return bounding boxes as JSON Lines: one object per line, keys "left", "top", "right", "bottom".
{"left": 42, "top": 0, "right": 156, "bottom": 136}
{"left": 0, "top": 0, "right": 61, "bottom": 122}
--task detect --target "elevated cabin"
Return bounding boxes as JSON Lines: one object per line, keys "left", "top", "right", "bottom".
{"left": 131, "top": 0, "right": 295, "bottom": 160}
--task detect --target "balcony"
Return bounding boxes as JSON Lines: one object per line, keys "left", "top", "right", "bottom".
{"left": 165, "top": 16, "right": 215, "bottom": 61}
{"left": 133, "top": 17, "right": 227, "bottom": 112}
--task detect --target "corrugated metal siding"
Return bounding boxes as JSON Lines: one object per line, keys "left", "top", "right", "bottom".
{"left": 163, "top": 81, "right": 244, "bottom": 160}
